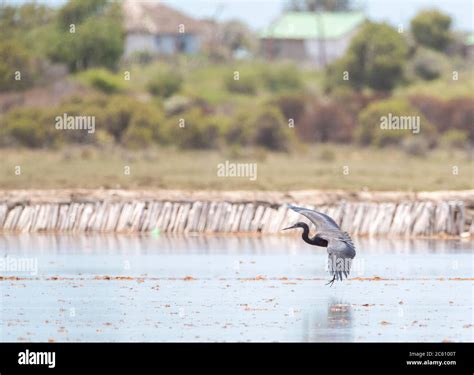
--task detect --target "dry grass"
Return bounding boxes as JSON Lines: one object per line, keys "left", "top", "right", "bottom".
{"left": 0, "top": 145, "right": 471, "bottom": 191}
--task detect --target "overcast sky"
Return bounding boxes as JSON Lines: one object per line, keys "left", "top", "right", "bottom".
{"left": 4, "top": 0, "right": 474, "bottom": 31}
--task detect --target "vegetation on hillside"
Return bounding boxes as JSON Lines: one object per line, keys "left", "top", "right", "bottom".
{"left": 0, "top": 1, "right": 472, "bottom": 161}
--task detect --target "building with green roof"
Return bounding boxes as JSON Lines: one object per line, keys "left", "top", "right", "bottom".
{"left": 260, "top": 11, "right": 366, "bottom": 67}
{"left": 465, "top": 32, "right": 474, "bottom": 46}
{"left": 464, "top": 32, "right": 474, "bottom": 61}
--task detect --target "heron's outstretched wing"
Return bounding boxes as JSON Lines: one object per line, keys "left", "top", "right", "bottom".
{"left": 288, "top": 205, "right": 340, "bottom": 232}
{"left": 289, "top": 205, "right": 356, "bottom": 280}
{"left": 289, "top": 205, "right": 354, "bottom": 244}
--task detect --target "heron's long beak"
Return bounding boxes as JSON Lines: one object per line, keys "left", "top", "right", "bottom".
{"left": 282, "top": 224, "right": 297, "bottom": 231}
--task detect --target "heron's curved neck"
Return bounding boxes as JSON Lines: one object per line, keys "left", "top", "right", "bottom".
{"left": 300, "top": 224, "right": 327, "bottom": 247}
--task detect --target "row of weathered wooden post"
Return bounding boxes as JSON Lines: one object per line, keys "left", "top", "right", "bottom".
{"left": 0, "top": 200, "right": 469, "bottom": 236}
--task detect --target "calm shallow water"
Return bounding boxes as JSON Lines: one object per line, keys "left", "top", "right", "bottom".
{"left": 0, "top": 234, "right": 472, "bottom": 342}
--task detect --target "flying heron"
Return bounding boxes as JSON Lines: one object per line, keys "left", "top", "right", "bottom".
{"left": 282, "top": 205, "right": 356, "bottom": 286}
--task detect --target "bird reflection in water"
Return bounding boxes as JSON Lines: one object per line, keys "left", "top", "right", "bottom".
{"left": 302, "top": 298, "right": 354, "bottom": 342}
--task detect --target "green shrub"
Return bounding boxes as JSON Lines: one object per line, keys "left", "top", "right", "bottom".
{"left": 166, "top": 109, "right": 225, "bottom": 149}
{"left": 79, "top": 68, "right": 125, "bottom": 93}
{"left": 1, "top": 94, "right": 169, "bottom": 149}
{"left": 227, "top": 105, "right": 294, "bottom": 151}
{"left": 122, "top": 106, "right": 165, "bottom": 149}
{"left": 0, "top": 40, "right": 36, "bottom": 91}
{"left": 122, "top": 123, "right": 154, "bottom": 149}
{"left": 224, "top": 70, "right": 258, "bottom": 95}
{"left": 225, "top": 110, "right": 252, "bottom": 147}
{"left": 252, "top": 107, "right": 292, "bottom": 151}
{"left": 163, "top": 95, "right": 194, "bottom": 115}
{"left": 323, "top": 56, "right": 352, "bottom": 93}
{"left": 94, "top": 129, "right": 115, "bottom": 147}
{"left": 408, "top": 47, "right": 450, "bottom": 81}
{"left": 357, "top": 98, "right": 436, "bottom": 147}
{"left": 327, "top": 22, "right": 408, "bottom": 91}
{"left": 2, "top": 107, "right": 61, "bottom": 147}
{"left": 147, "top": 70, "right": 183, "bottom": 98}
{"left": 57, "top": 0, "right": 108, "bottom": 29}
{"left": 48, "top": 1, "right": 123, "bottom": 72}
{"left": 261, "top": 64, "right": 303, "bottom": 92}
{"left": 269, "top": 93, "right": 307, "bottom": 124}
{"left": 69, "top": 95, "right": 150, "bottom": 143}
{"left": 99, "top": 96, "right": 138, "bottom": 141}
{"left": 440, "top": 129, "right": 469, "bottom": 148}
{"left": 410, "top": 10, "right": 452, "bottom": 51}
{"left": 54, "top": 95, "right": 108, "bottom": 145}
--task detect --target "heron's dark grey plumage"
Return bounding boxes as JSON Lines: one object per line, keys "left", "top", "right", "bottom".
{"left": 285, "top": 205, "right": 356, "bottom": 286}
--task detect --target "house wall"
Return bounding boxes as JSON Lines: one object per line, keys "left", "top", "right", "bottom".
{"left": 125, "top": 33, "right": 200, "bottom": 56}
{"left": 177, "top": 34, "right": 200, "bottom": 54}
{"left": 261, "top": 27, "right": 360, "bottom": 67}
{"left": 305, "top": 27, "right": 360, "bottom": 67}
{"left": 125, "top": 33, "right": 158, "bottom": 55}
{"left": 261, "top": 39, "right": 308, "bottom": 60}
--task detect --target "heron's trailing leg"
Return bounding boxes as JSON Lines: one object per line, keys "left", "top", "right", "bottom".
{"left": 326, "top": 275, "right": 336, "bottom": 287}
